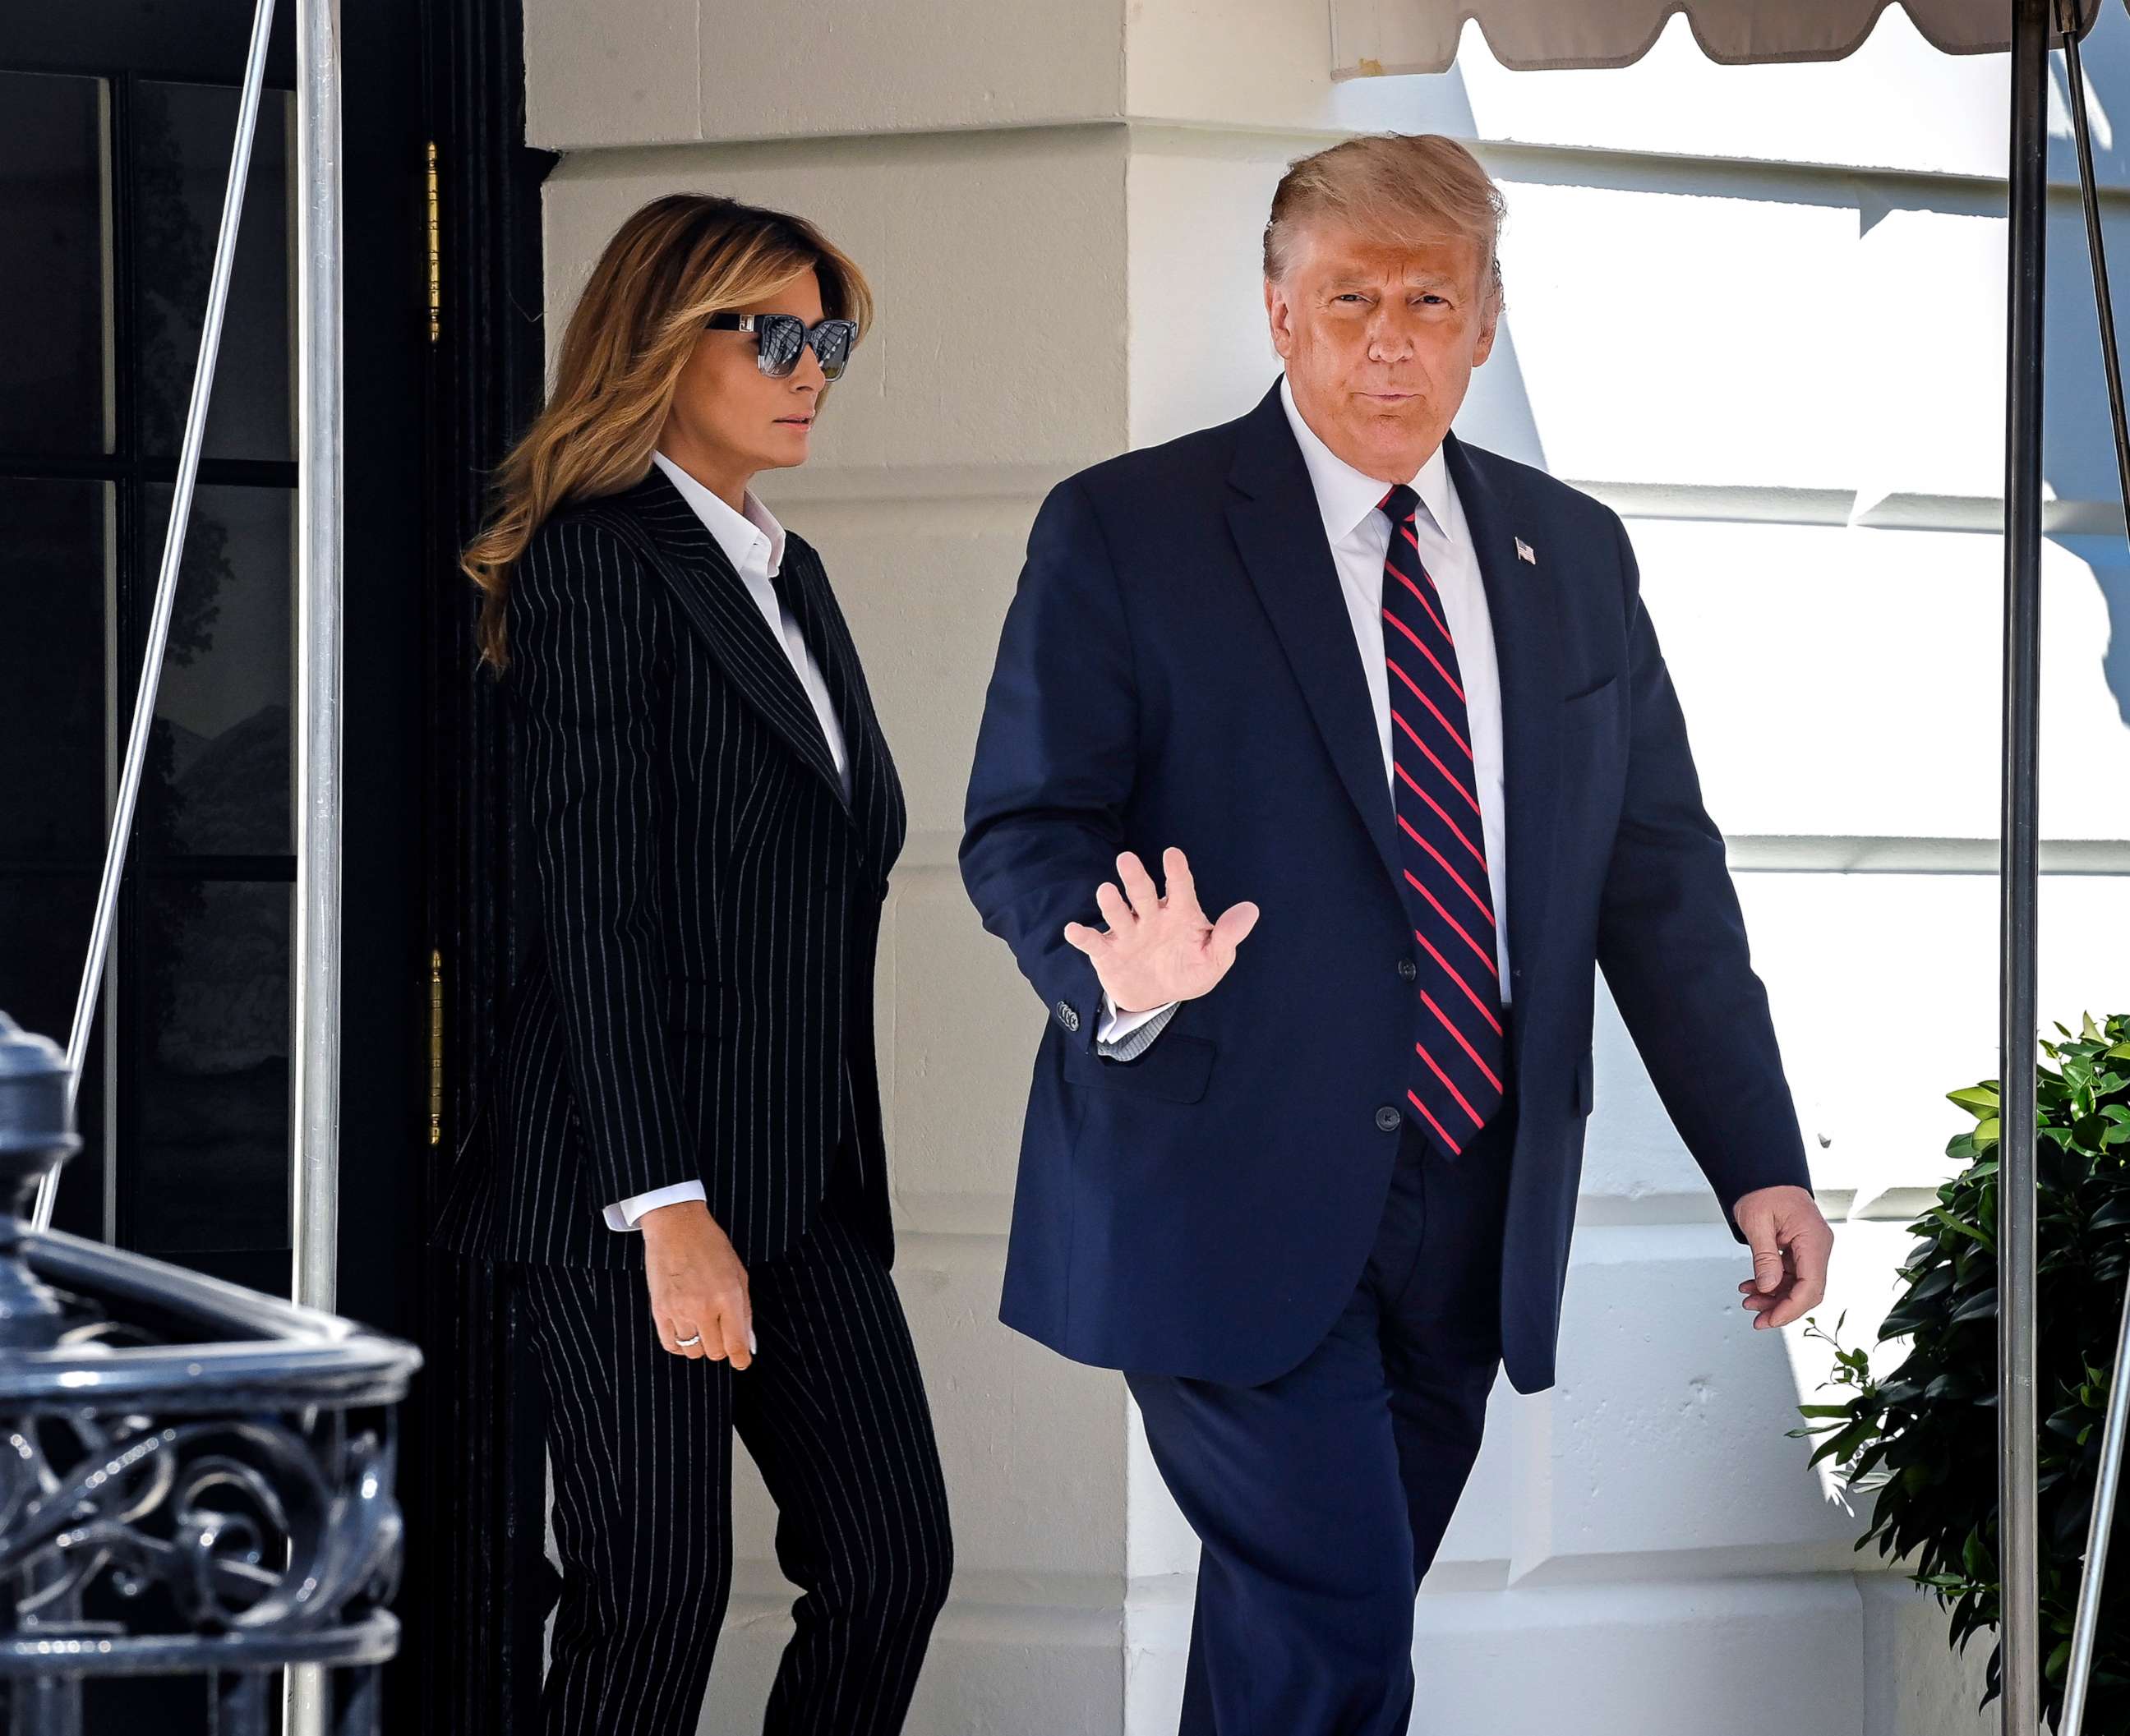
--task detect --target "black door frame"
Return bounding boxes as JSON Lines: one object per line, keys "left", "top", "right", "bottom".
{"left": 411, "top": 0, "right": 556, "bottom": 1730}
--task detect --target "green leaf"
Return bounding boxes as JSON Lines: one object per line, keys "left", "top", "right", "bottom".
{"left": 1962, "top": 1528, "right": 1991, "bottom": 1579}
{"left": 1810, "top": 1421, "right": 1872, "bottom": 1468}
{"left": 1948, "top": 1086, "right": 2001, "bottom": 1118}
{"left": 1929, "top": 1207, "right": 1997, "bottom": 1252}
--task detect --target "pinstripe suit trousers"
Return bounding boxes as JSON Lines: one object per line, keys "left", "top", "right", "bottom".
{"left": 519, "top": 1188, "right": 952, "bottom": 1736}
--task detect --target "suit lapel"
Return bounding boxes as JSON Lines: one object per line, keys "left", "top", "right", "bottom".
{"left": 600, "top": 466, "right": 853, "bottom": 817}
{"left": 777, "top": 537, "right": 908, "bottom": 876}
{"left": 1226, "top": 383, "right": 1405, "bottom": 909}
{"left": 1443, "top": 431, "right": 1562, "bottom": 1071}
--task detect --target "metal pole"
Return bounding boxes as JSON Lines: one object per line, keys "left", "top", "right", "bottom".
{"left": 2054, "top": 7, "right": 2130, "bottom": 1729}
{"left": 30, "top": 0, "right": 280, "bottom": 1233}
{"left": 1999, "top": 2, "right": 2048, "bottom": 1733}
{"left": 292, "top": 0, "right": 344, "bottom": 1326}
{"left": 2063, "top": 1282, "right": 2130, "bottom": 1734}
{"left": 287, "top": 0, "right": 345, "bottom": 1731}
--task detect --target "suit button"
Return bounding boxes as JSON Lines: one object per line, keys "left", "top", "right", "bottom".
{"left": 1397, "top": 959, "right": 1418, "bottom": 981}
{"left": 1375, "top": 1106, "right": 1401, "bottom": 1133}
{"left": 1054, "top": 1000, "right": 1081, "bottom": 1034}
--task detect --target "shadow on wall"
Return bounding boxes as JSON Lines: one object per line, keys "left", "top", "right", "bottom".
{"left": 2041, "top": 14, "right": 2130, "bottom": 725}
{"left": 2051, "top": 535, "right": 2130, "bottom": 729}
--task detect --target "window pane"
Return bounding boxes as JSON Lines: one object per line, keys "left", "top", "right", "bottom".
{"left": 0, "top": 72, "right": 111, "bottom": 455}
{"left": 139, "top": 482, "right": 293, "bottom": 857}
{"left": 0, "top": 477, "right": 113, "bottom": 862}
{"left": 133, "top": 81, "right": 294, "bottom": 463}
{"left": 0, "top": 875, "right": 94, "bottom": 1082}
{"left": 130, "top": 876, "right": 289, "bottom": 1254}
{"left": 0, "top": 874, "right": 109, "bottom": 1244}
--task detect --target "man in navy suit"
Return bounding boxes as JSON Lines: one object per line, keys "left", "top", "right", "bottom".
{"left": 961, "top": 132, "right": 1833, "bottom": 1734}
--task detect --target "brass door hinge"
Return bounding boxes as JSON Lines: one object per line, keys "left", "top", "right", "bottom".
{"left": 426, "top": 140, "right": 440, "bottom": 343}
{"left": 429, "top": 947, "right": 444, "bottom": 1145}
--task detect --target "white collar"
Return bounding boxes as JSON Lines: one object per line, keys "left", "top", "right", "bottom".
{"left": 1278, "top": 372, "right": 1454, "bottom": 548}
{"left": 649, "top": 449, "right": 787, "bottom": 579}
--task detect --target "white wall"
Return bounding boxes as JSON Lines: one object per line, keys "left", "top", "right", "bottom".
{"left": 521, "top": 3, "right": 2130, "bottom": 1730}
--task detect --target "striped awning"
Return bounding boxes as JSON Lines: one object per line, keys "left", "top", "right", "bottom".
{"left": 1331, "top": 0, "right": 2100, "bottom": 76}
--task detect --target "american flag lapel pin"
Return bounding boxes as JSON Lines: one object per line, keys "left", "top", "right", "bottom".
{"left": 1514, "top": 536, "right": 1537, "bottom": 564}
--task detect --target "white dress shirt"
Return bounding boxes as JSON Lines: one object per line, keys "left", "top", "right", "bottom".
{"left": 603, "top": 453, "right": 851, "bottom": 1231}
{"left": 1097, "top": 372, "right": 1511, "bottom": 1047}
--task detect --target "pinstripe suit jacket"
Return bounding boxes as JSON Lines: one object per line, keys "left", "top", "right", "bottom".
{"left": 436, "top": 464, "right": 908, "bottom": 1270}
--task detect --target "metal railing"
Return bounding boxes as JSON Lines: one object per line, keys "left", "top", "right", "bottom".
{"left": 0, "top": 1011, "right": 417, "bottom": 1734}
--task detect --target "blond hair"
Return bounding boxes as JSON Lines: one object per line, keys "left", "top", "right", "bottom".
{"left": 1264, "top": 133, "right": 1505, "bottom": 306}
{"left": 463, "top": 194, "right": 874, "bottom": 671}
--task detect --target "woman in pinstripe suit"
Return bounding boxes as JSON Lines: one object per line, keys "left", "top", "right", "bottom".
{"left": 436, "top": 195, "right": 952, "bottom": 1735}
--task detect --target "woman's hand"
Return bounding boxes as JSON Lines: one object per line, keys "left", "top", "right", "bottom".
{"left": 639, "top": 1200, "right": 754, "bottom": 1368}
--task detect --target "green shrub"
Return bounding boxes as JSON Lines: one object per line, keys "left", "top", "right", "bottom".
{"left": 1797, "top": 1012, "right": 2130, "bottom": 1730}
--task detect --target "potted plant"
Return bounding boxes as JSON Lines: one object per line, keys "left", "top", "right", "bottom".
{"left": 1797, "top": 1011, "right": 2130, "bottom": 1730}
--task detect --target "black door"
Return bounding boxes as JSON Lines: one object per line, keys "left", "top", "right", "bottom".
{"left": 0, "top": 3, "right": 548, "bottom": 1729}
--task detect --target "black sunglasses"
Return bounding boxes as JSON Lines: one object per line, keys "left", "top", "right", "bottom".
{"left": 704, "top": 311, "right": 858, "bottom": 381}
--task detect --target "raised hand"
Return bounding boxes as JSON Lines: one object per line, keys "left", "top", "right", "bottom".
{"left": 1062, "top": 848, "right": 1260, "bottom": 1016}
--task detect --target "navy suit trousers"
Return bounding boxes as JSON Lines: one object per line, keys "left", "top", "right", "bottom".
{"left": 1125, "top": 1098, "right": 1515, "bottom": 1736}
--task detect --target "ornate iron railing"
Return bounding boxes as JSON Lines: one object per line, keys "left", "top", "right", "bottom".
{"left": 0, "top": 1010, "right": 420, "bottom": 1734}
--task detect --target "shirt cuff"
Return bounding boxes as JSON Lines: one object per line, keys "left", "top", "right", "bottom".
{"left": 1098, "top": 990, "right": 1178, "bottom": 1044}
{"left": 1096, "top": 991, "right": 1182, "bottom": 1061}
{"left": 603, "top": 1179, "right": 707, "bottom": 1231}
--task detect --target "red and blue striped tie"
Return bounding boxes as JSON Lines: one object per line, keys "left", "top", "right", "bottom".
{"left": 1378, "top": 482, "right": 1505, "bottom": 1158}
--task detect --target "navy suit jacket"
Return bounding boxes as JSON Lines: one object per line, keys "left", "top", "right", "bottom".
{"left": 960, "top": 378, "right": 1812, "bottom": 1393}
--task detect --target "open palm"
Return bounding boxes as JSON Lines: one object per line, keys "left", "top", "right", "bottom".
{"left": 1063, "top": 848, "right": 1260, "bottom": 1015}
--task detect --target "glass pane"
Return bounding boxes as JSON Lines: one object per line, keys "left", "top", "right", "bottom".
{"left": 0, "top": 478, "right": 113, "bottom": 862}
{"left": 131, "top": 876, "right": 289, "bottom": 1254}
{"left": 139, "top": 483, "right": 293, "bottom": 857}
{"left": 0, "top": 876, "right": 95, "bottom": 1082}
{"left": 0, "top": 72, "right": 111, "bottom": 455}
{"left": 133, "top": 81, "right": 294, "bottom": 463}
{"left": 0, "top": 875, "right": 109, "bottom": 1244}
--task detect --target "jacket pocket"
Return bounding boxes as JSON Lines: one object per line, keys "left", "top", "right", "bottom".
{"left": 1061, "top": 1032, "right": 1216, "bottom": 1105}
{"left": 1561, "top": 672, "right": 1620, "bottom": 722}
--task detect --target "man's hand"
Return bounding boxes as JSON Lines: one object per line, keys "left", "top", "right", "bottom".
{"left": 1063, "top": 848, "right": 1260, "bottom": 1015}
{"left": 639, "top": 1199, "right": 754, "bottom": 1368}
{"left": 1731, "top": 1185, "right": 1833, "bottom": 1331}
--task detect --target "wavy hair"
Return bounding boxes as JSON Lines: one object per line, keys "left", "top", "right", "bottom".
{"left": 463, "top": 194, "right": 874, "bottom": 671}
{"left": 1264, "top": 133, "right": 1505, "bottom": 309}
